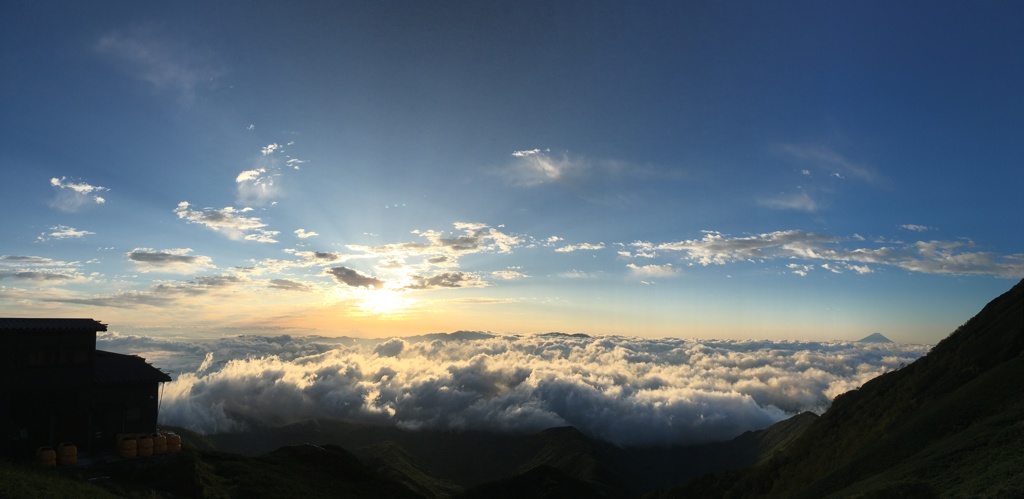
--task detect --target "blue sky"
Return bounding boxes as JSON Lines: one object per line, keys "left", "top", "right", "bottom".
{"left": 2, "top": 1, "right": 1022, "bottom": 343}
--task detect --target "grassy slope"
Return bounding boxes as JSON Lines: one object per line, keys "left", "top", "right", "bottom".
{"left": 0, "top": 463, "right": 118, "bottom": 498}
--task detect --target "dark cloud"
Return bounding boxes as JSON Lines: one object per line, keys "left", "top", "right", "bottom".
{"left": 193, "top": 275, "right": 244, "bottom": 287}
{"left": 326, "top": 267, "right": 385, "bottom": 289}
{"left": 128, "top": 250, "right": 197, "bottom": 264}
{"left": 268, "top": 279, "right": 312, "bottom": 292}
{"left": 126, "top": 248, "right": 214, "bottom": 273}
{"left": 405, "top": 271, "right": 485, "bottom": 289}
{"left": 373, "top": 338, "right": 405, "bottom": 358}
{"left": 0, "top": 271, "right": 76, "bottom": 281}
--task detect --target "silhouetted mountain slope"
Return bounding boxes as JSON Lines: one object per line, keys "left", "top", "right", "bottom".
{"left": 729, "top": 411, "right": 819, "bottom": 465}
{"left": 457, "top": 465, "right": 606, "bottom": 499}
{"left": 358, "top": 440, "right": 463, "bottom": 499}
{"left": 198, "top": 410, "right": 820, "bottom": 497}
{"left": 667, "top": 278, "right": 1024, "bottom": 498}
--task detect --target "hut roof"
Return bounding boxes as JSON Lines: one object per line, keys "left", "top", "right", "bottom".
{"left": 94, "top": 350, "right": 172, "bottom": 384}
{"left": 0, "top": 318, "right": 107, "bottom": 332}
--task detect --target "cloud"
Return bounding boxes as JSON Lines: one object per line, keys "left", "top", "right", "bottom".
{"left": 777, "top": 144, "right": 879, "bottom": 184}
{"left": 326, "top": 267, "right": 385, "bottom": 289}
{"left": 244, "top": 232, "right": 281, "bottom": 244}
{"left": 139, "top": 334, "right": 929, "bottom": 446}
{"left": 347, "top": 222, "right": 522, "bottom": 267}
{"left": 127, "top": 248, "right": 215, "bottom": 274}
{"left": 491, "top": 270, "right": 528, "bottom": 280}
{"left": 637, "top": 230, "right": 1024, "bottom": 278}
{"left": 37, "top": 225, "right": 94, "bottom": 241}
{"left": 900, "top": 224, "right": 933, "bottom": 232}
{"left": 294, "top": 229, "right": 319, "bottom": 239}
{"left": 405, "top": 271, "right": 487, "bottom": 290}
{"left": 555, "top": 242, "right": 605, "bottom": 253}
{"left": 49, "top": 177, "right": 108, "bottom": 212}
{"left": 261, "top": 143, "right": 281, "bottom": 156}
{"left": 236, "top": 167, "right": 280, "bottom": 206}
{"left": 268, "top": 279, "right": 313, "bottom": 292}
{"left": 42, "top": 273, "right": 250, "bottom": 309}
{"left": 626, "top": 263, "right": 680, "bottom": 278}
{"left": 0, "top": 255, "right": 83, "bottom": 284}
{"left": 559, "top": 269, "right": 596, "bottom": 279}
{"left": 235, "top": 169, "right": 264, "bottom": 183}
{"left": 174, "top": 201, "right": 279, "bottom": 243}
{"left": 95, "top": 28, "right": 223, "bottom": 101}
{"left": 505, "top": 149, "right": 583, "bottom": 187}
{"left": 650, "top": 230, "right": 837, "bottom": 266}
{"left": 758, "top": 191, "right": 819, "bottom": 212}
{"left": 0, "top": 271, "right": 79, "bottom": 282}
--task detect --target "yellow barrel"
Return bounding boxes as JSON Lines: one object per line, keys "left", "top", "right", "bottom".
{"left": 165, "top": 433, "right": 182, "bottom": 453}
{"left": 117, "top": 436, "right": 137, "bottom": 459}
{"left": 36, "top": 446, "right": 56, "bottom": 467}
{"left": 151, "top": 432, "right": 167, "bottom": 455}
{"left": 57, "top": 442, "right": 77, "bottom": 466}
{"left": 137, "top": 435, "right": 153, "bottom": 457}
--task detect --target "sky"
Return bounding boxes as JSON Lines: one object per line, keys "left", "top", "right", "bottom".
{"left": 3, "top": 1, "right": 1023, "bottom": 344}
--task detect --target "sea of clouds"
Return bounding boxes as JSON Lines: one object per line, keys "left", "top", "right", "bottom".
{"left": 98, "top": 332, "right": 929, "bottom": 447}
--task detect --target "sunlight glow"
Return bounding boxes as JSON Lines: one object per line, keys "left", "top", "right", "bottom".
{"left": 357, "top": 288, "right": 415, "bottom": 316}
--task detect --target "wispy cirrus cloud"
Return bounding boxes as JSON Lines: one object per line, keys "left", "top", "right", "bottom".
{"left": 174, "top": 202, "right": 280, "bottom": 243}
{"left": 504, "top": 148, "right": 586, "bottom": 187}
{"left": 95, "top": 28, "right": 223, "bottom": 102}
{"left": 126, "top": 248, "right": 215, "bottom": 274}
{"left": 758, "top": 190, "right": 820, "bottom": 213}
{"left": 776, "top": 144, "right": 879, "bottom": 184}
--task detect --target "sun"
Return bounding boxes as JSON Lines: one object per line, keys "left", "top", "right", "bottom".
{"left": 357, "top": 288, "right": 414, "bottom": 316}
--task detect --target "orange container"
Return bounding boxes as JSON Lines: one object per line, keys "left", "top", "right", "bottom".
{"left": 165, "top": 433, "right": 182, "bottom": 453}
{"left": 57, "top": 442, "right": 77, "bottom": 466}
{"left": 117, "top": 436, "right": 137, "bottom": 459}
{"left": 137, "top": 435, "right": 153, "bottom": 457}
{"left": 35, "top": 446, "right": 56, "bottom": 467}
{"left": 151, "top": 432, "right": 167, "bottom": 455}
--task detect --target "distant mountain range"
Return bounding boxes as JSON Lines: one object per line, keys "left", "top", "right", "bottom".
{"left": 5, "top": 279, "right": 1020, "bottom": 498}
